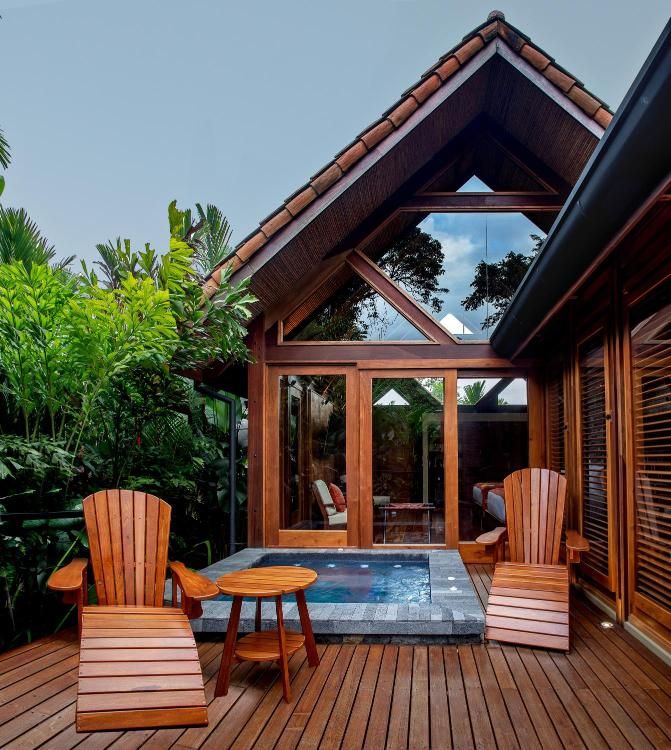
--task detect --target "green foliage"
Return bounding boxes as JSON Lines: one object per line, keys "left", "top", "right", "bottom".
{"left": 0, "top": 207, "right": 73, "bottom": 269}
{"left": 0, "top": 128, "right": 9, "bottom": 170}
{"left": 0, "top": 201, "right": 255, "bottom": 648}
{"left": 462, "top": 234, "right": 543, "bottom": 330}
{"left": 168, "top": 200, "right": 234, "bottom": 278}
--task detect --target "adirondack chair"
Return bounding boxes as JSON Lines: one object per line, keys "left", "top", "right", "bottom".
{"left": 476, "top": 468, "right": 589, "bottom": 651}
{"left": 47, "top": 490, "right": 219, "bottom": 732}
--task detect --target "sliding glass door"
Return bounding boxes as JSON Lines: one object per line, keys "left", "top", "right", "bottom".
{"left": 370, "top": 376, "right": 446, "bottom": 545}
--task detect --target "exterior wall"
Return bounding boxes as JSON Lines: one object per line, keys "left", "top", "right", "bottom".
{"left": 246, "top": 320, "right": 545, "bottom": 553}
{"left": 539, "top": 203, "right": 671, "bottom": 650}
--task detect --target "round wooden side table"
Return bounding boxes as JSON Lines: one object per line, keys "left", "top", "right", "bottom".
{"left": 214, "top": 566, "right": 319, "bottom": 703}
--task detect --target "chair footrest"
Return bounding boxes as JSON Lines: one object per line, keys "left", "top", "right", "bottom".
{"left": 76, "top": 606, "right": 207, "bottom": 732}
{"left": 485, "top": 563, "right": 570, "bottom": 651}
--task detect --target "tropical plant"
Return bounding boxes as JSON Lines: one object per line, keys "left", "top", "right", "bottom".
{"left": 0, "top": 207, "right": 73, "bottom": 269}
{"left": 169, "top": 201, "right": 234, "bottom": 278}
{"left": 0, "top": 217, "right": 254, "bottom": 647}
{"left": 0, "top": 127, "right": 9, "bottom": 197}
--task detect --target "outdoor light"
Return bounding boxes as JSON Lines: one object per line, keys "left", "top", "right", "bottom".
{"left": 393, "top": 564, "right": 402, "bottom": 568}
{"left": 450, "top": 586, "right": 458, "bottom": 591}
{"left": 327, "top": 563, "right": 336, "bottom": 568}
{"left": 448, "top": 576, "right": 455, "bottom": 581}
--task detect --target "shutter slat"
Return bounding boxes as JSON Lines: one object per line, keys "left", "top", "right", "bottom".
{"left": 579, "top": 333, "right": 611, "bottom": 583}
{"left": 631, "top": 296, "right": 671, "bottom": 616}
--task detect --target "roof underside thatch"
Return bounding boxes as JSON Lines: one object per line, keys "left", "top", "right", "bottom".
{"left": 204, "top": 13, "right": 612, "bottom": 319}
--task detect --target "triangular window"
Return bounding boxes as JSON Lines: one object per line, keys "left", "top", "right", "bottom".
{"left": 456, "top": 175, "right": 494, "bottom": 192}
{"left": 283, "top": 270, "right": 429, "bottom": 342}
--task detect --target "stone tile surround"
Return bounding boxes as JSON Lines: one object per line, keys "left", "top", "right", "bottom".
{"left": 175, "top": 548, "right": 484, "bottom": 642}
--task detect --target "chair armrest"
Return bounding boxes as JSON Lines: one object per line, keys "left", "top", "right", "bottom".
{"left": 47, "top": 558, "right": 88, "bottom": 591}
{"left": 475, "top": 526, "right": 507, "bottom": 563}
{"left": 169, "top": 561, "right": 219, "bottom": 619}
{"left": 476, "top": 527, "right": 507, "bottom": 547}
{"left": 565, "top": 530, "right": 589, "bottom": 565}
{"left": 47, "top": 558, "right": 88, "bottom": 636}
{"left": 565, "top": 530, "right": 589, "bottom": 552}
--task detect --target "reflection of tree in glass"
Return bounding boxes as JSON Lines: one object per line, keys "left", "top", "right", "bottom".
{"left": 292, "top": 227, "right": 447, "bottom": 341}
{"left": 458, "top": 380, "right": 508, "bottom": 406}
{"left": 376, "top": 227, "right": 448, "bottom": 314}
{"left": 462, "top": 234, "right": 543, "bottom": 330}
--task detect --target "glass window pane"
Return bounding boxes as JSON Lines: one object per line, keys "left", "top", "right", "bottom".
{"left": 372, "top": 377, "right": 445, "bottom": 544}
{"left": 457, "top": 377, "right": 529, "bottom": 541}
{"left": 368, "top": 212, "right": 545, "bottom": 340}
{"left": 279, "top": 375, "right": 347, "bottom": 531}
{"left": 284, "top": 272, "right": 428, "bottom": 342}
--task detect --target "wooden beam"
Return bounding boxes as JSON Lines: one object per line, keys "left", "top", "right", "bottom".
{"left": 400, "top": 193, "right": 565, "bottom": 212}
{"left": 347, "top": 250, "right": 455, "bottom": 344}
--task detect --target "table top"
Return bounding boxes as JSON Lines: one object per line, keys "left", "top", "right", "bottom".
{"left": 383, "top": 503, "right": 435, "bottom": 511}
{"left": 216, "top": 566, "right": 318, "bottom": 597}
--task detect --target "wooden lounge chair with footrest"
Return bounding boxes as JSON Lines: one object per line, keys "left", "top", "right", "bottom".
{"left": 476, "top": 468, "right": 589, "bottom": 651}
{"left": 47, "top": 490, "right": 219, "bottom": 732}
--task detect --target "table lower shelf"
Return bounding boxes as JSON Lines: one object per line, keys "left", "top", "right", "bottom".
{"left": 235, "top": 630, "right": 305, "bottom": 662}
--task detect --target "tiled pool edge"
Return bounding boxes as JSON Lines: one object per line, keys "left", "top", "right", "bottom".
{"left": 181, "top": 548, "right": 484, "bottom": 642}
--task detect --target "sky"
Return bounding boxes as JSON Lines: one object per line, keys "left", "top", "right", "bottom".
{"left": 1, "top": 0, "right": 669, "bottom": 268}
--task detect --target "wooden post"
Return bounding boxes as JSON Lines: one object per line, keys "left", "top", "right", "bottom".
{"left": 247, "top": 315, "right": 266, "bottom": 548}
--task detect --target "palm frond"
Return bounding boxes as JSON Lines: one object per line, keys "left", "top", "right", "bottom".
{"left": 0, "top": 128, "right": 10, "bottom": 170}
{"left": 192, "top": 203, "right": 233, "bottom": 277}
{"left": 0, "top": 207, "right": 56, "bottom": 267}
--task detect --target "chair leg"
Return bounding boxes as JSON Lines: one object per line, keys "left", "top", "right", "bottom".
{"left": 215, "top": 596, "right": 242, "bottom": 697}
{"left": 275, "top": 595, "right": 291, "bottom": 702}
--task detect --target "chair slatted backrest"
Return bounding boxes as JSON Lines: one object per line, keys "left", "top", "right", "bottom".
{"left": 83, "top": 490, "right": 171, "bottom": 607}
{"left": 503, "top": 468, "right": 567, "bottom": 565}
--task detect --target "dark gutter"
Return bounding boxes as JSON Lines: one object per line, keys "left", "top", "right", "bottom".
{"left": 491, "top": 18, "right": 671, "bottom": 360}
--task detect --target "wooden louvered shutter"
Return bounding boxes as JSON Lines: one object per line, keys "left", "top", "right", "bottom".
{"left": 547, "top": 369, "right": 565, "bottom": 475}
{"left": 578, "top": 332, "right": 613, "bottom": 590}
{"left": 630, "top": 294, "right": 671, "bottom": 629}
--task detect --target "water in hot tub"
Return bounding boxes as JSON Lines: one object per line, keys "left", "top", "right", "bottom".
{"left": 218, "top": 554, "right": 431, "bottom": 604}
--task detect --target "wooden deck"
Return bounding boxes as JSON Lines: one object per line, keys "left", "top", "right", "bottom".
{"left": 2, "top": 565, "right": 671, "bottom": 749}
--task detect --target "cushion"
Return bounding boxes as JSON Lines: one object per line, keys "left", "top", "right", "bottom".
{"left": 328, "top": 483, "right": 347, "bottom": 512}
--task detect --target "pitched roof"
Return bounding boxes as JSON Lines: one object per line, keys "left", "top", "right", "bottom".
{"left": 203, "top": 11, "right": 613, "bottom": 299}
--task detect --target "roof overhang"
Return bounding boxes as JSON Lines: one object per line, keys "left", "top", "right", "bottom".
{"left": 491, "top": 18, "right": 671, "bottom": 360}
{"left": 228, "top": 37, "right": 606, "bottom": 317}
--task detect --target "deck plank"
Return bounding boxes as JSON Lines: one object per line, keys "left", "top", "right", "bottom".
{"left": 2, "top": 564, "right": 671, "bottom": 749}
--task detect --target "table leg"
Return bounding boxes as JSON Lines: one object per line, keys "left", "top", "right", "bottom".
{"left": 296, "top": 590, "right": 319, "bottom": 667}
{"left": 255, "top": 598, "right": 262, "bottom": 632}
{"left": 275, "top": 595, "right": 291, "bottom": 702}
{"left": 215, "top": 595, "right": 242, "bottom": 697}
